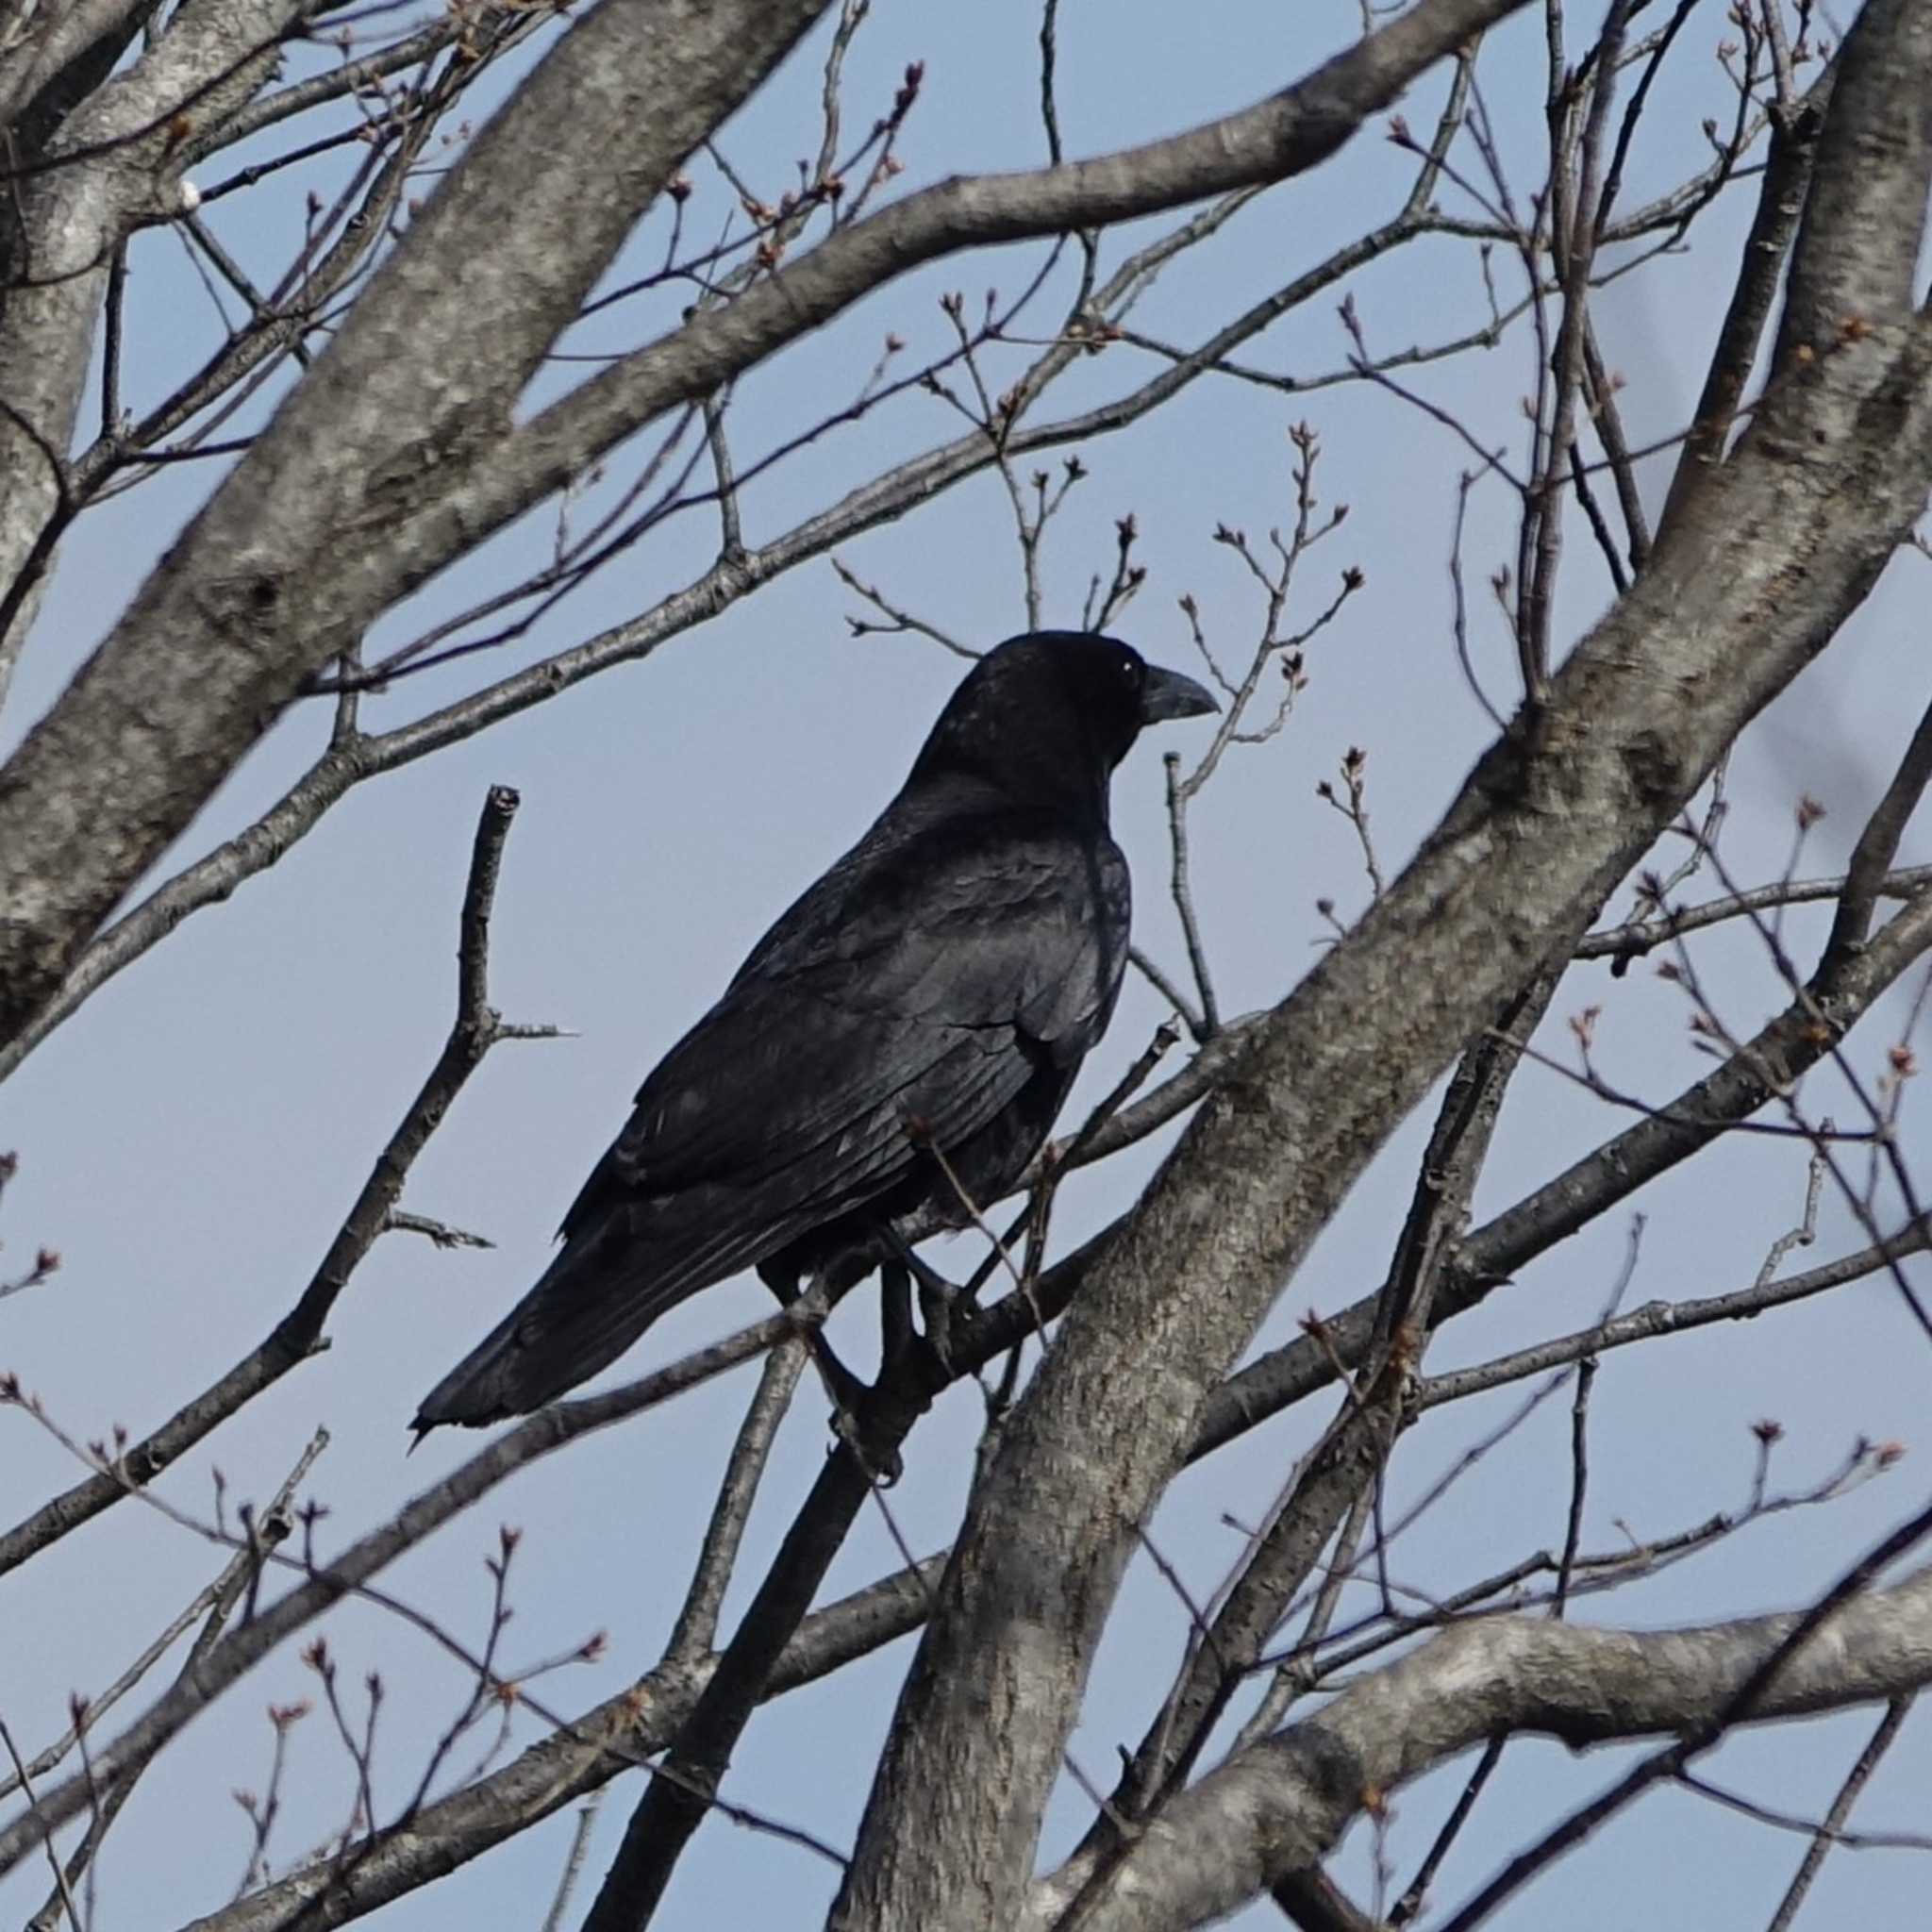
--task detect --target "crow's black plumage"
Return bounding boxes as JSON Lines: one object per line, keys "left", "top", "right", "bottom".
{"left": 411, "top": 631, "right": 1215, "bottom": 1435}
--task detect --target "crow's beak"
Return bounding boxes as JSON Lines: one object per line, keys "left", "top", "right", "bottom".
{"left": 1139, "top": 664, "right": 1219, "bottom": 724}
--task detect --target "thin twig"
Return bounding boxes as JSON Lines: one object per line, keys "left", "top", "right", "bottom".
{"left": 1551, "top": 1357, "right": 1596, "bottom": 1618}
{"left": 0, "top": 1717, "right": 83, "bottom": 1932}
{"left": 1391, "top": 1737, "right": 1506, "bottom": 1926}
{"left": 540, "top": 1792, "right": 608, "bottom": 1932}
{"left": 1163, "top": 752, "right": 1221, "bottom": 1032}
{"left": 1763, "top": 1697, "right": 1919, "bottom": 1930}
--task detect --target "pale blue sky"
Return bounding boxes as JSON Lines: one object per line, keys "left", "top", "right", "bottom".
{"left": 5, "top": 4, "right": 1929, "bottom": 1927}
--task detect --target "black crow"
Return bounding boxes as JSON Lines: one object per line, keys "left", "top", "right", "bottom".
{"left": 412, "top": 630, "right": 1215, "bottom": 1435}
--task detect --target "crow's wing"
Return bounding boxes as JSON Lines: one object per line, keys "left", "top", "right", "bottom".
{"left": 412, "top": 806, "right": 1127, "bottom": 1429}
{"left": 596, "top": 812, "right": 1128, "bottom": 1208}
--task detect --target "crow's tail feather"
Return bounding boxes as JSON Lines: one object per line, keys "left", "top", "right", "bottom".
{"left": 409, "top": 1208, "right": 759, "bottom": 1438}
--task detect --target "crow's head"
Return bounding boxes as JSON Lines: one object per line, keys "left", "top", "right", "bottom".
{"left": 910, "top": 630, "right": 1216, "bottom": 813}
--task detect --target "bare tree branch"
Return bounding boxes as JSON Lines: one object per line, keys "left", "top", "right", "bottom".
{"left": 0, "top": 81, "right": 1481, "bottom": 1087}
{"left": 0, "top": 0, "right": 833, "bottom": 1038}
{"left": 55, "top": 1182, "right": 1915, "bottom": 1929}
{"left": 1827, "top": 695, "right": 1932, "bottom": 959}
{"left": 1657, "top": 66, "right": 1835, "bottom": 537}
{"left": 1764, "top": 1695, "right": 1917, "bottom": 1932}
{"left": 0, "top": 785, "right": 533, "bottom": 1576}
{"left": 581, "top": 1327, "right": 949, "bottom": 1927}
{"left": 1024, "top": 1557, "right": 1932, "bottom": 1932}
{"left": 0, "top": 0, "right": 294, "bottom": 702}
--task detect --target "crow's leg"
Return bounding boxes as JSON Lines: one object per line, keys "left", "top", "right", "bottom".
{"left": 880, "top": 1226, "right": 964, "bottom": 1366}
{"left": 879, "top": 1257, "right": 914, "bottom": 1374}
{"left": 835, "top": 1259, "right": 910, "bottom": 1484}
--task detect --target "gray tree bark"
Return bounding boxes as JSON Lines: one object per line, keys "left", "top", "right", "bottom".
{"left": 0, "top": 0, "right": 832, "bottom": 1029}
{"left": 0, "top": 0, "right": 292, "bottom": 703}
{"left": 1024, "top": 1562, "right": 1932, "bottom": 1930}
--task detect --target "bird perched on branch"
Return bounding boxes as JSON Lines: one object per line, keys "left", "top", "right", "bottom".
{"left": 412, "top": 630, "right": 1215, "bottom": 1437}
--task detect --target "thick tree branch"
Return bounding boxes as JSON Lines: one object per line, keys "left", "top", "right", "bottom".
{"left": 0, "top": 0, "right": 830, "bottom": 1041}
{"left": 0, "top": 0, "right": 151, "bottom": 134}
{"left": 0, "top": 119, "right": 1469, "bottom": 1087}
{"left": 1774, "top": 8, "right": 1931, "bottom": 358}
{"left": 1198, "top": 873, "right": 1932, "bottom": 1459}
{"left": 1025, "top": 1559, "right": 1932, "bottom": 1931}
{"left": 0, "top": 0, "right": 293, "bottom": 703}
{"left": 1090, "top": 975, "right": 1557, "bottom": 1862}
{"left": 581, "top": 1337, "right": 946, "bottom": 1928}
{"left": 1657, "top": 67, "right": 1833, "bottom": 538}
{"left": 9, "top": 6, "right": 1929, "bottom": 1927}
